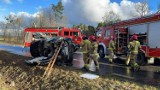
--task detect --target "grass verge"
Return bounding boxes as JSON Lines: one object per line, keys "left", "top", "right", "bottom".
{"left": 0, "top": 51, "right": 159, "bottom": 90}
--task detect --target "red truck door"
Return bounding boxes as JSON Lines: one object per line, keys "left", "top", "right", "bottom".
{"left": 103, "top": 28, "right": 113, "bottom": 47}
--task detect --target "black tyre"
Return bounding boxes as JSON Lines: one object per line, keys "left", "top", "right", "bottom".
{"left": 30, "top": 41, "right": 41, "bottom": 57}
{"left": 137, "top": 51, "right": 147, "bottom": 66}
{"left": 68, "top": 44, "right": 74, "bottom": 64}
{"left": 98, "top": 46, "right": 105, "bottom": 58}
{"left": 66, "top": 39, "right": 74, "bottom": 56}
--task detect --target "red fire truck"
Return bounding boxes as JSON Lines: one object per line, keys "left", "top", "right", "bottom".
{"left": 24, "top": 27, "right": 82, "bottom": 47}
{"left": 97, "top": 13, "right": 160, "bottom": 65}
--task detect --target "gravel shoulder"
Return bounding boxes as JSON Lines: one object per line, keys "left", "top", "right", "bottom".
{"left": 0, "top": 51, "right": 159, "bottom": 90}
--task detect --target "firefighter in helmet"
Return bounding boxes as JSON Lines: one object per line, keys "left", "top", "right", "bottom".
{"left": 88, "top": 35, "right": 99, "bottom": 71}
{"left": 108, "top": 36, "right": 116, "bottom": 63}
{"left": 127, "top": 34, "right": 141, "bottom": 71}
{"left": 80, "top": 36, "right": 91, "bottom": 70}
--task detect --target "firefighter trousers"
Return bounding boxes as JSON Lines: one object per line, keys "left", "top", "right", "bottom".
{"left": 109, "top": 51, "right": 114, "bottom": 63}
{"left": 130, "top": 53, "right": 139, "bottom": 68}
{"left": 88, "top": 53, "right": 99, "bottom": 70}
{"left": 83, "top": 52, "right": 90, "bottom": 69}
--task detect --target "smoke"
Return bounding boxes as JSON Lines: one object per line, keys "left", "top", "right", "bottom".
{"left": 62, "top": 0, "right": 145, "bottom": 25}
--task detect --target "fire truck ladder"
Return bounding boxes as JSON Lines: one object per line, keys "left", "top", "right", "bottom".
{"left": 43, "top": 41, "right": 63, "bottom": 78}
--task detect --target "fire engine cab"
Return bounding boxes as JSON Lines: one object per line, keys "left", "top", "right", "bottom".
{"left": 97, "top": 13, "right": 160, "bottom": 65}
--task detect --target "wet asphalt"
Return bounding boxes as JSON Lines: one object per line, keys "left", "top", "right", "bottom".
{"left": 0, "top": 44, "right": 160, "bottom": 87}
{"left": 99, "top": 58, "right": 160, "bottom": 87}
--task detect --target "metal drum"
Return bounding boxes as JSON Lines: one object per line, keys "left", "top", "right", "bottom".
{"left": 72, "top": 51, "right": 84, "bottom": 69}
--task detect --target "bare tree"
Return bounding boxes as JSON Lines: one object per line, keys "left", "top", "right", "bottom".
{"left": 103, "top": 11, "right": 121, "bottom": 25}
{"left": 15, "top": 18, "right": 23, "bottom": 42}
{"left": 39, "top": 13, "right": 45, "bottom": 27}
{"left": 3, "top": 14, "right": 25, "bottom": 44}
{"left": 5, "top": 14, "right": 17, "bottom": 42}
{"left": 134, "top": 0, "right": 150, "bottom": 17}
{"left": 45, "top": 7, "right": 54, "bottom": 27}
{"left": 60, "top": 15, "right": 68, "bottom": 27}
{"left": 0, "top": 22, "right": 6, "bottom": 40}
{"left": 3, "top": 14, "right": 16, "bottom": 41}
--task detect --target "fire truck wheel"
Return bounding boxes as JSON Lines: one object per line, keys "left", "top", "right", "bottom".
{"left": 30, "top": 41, "right": 41, "bottom": 57}
{"left": 98, "top": 46, "right": 105, "bottom": 58}
{"left": 137, "top": 51, "right": 147, "bottom": 66}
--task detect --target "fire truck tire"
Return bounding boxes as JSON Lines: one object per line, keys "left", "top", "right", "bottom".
{"left": 137, "top": 51, "right": 147, "bottom": 66}
{"left": 98, "top": 46, "right": 105, "bottom": 58}
{"left": 30, "top": 41, "right": 41, "bottom": 57}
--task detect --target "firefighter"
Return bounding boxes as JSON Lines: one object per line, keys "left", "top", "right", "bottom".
{"left": 88, "top": 35, "right": 99, "bottom": 71}
{"left": 80, "top": 36, "right": 91, "bottom": 70}
{"left": 127, "top": 34, "right": 141, "bottom": 71}
{"left": 108, "top": 36, "right": 116, "bottom": 63}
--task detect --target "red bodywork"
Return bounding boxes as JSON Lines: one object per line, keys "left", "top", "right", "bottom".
{"left": 97, "top": 13, "right": 160, "bottom": 58}
{"left": 24, "top": 27, "right": 82, "bottom": 47}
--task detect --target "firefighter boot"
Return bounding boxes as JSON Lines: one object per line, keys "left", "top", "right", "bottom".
{"left": 81, "top": 66, "right": 88, "bottom": 72}
{"left": 96, "top": 66, "right": 99, "bottom": 71}
{"left": 86, "top": 64, "right": 90, "bottom": 71}
{"left": 109, "top": 59, "right": 113, "bottom": 64}
{"left": 126, "top": 57, "right": 130, "bottom": 66}
{"left": 131, "top": 63, "right": 140, "bottom": 71}
{"left": 82, "top": 64, "right": 89, "bottom": 72}
{"left": 134, "top": 63, "right": 140, "bottom": 71}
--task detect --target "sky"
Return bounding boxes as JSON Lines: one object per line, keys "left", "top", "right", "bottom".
{"left": 0, "top": 0, "right": 160, "bottom": 26}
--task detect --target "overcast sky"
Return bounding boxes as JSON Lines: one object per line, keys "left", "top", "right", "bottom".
{"left": 0, "top": 0, "right": 160, "bottom": 26}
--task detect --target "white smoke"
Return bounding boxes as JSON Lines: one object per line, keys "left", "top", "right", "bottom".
{"left": 62, "top": 0, "right": 146, "bottom": 25}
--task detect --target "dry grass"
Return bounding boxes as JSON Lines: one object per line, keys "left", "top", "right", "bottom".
{"left": 0, "top": 51, "right": 159, "bottom": 90}
{"left": 0, "top": 37, "right": 24, "bottom": 46}
{"left": 0, "top": 73, "right": 16, "bottom": 90}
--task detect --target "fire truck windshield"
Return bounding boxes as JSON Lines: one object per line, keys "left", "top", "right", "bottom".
{"left": 96, "top": 30, "right": 102, "bottom": 37}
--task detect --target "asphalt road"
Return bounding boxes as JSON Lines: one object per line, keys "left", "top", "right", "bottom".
{"left": 0, "top": 44, "right": 31, "bottom": 57}
{"left": 99, "top": 58, "right": 160, "bottom": 86}
{"left": 0, "top": 44, "right": 160, "bottom": 87}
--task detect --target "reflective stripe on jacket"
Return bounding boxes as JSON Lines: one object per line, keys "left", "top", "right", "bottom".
{"left": 128, "top": 40, "right": 141, "bottom": 54}
{"left": 108, "top": 40, "right": 115, "bottom": 51}
{"left": 89, "top": 42, "right": 98, "bottom": 54}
